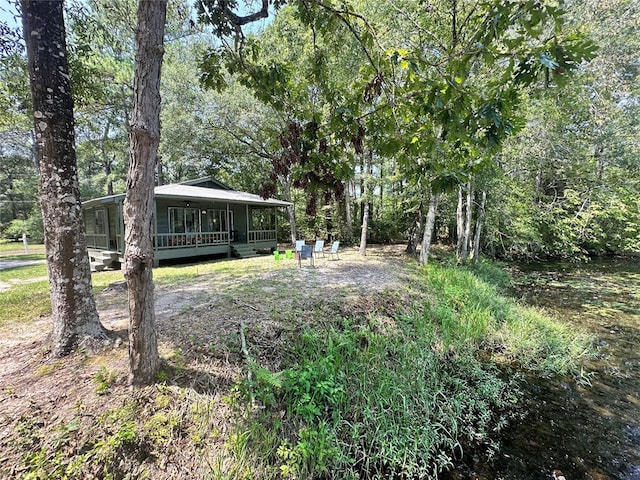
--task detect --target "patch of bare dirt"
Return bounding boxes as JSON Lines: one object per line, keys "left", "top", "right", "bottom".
{"left": 0, "top": 245, "right": 417, "bottom": 478}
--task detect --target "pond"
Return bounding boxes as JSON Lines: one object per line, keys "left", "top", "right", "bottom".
{"left": 454, "top": 257, "right": 640, "bottom": 479}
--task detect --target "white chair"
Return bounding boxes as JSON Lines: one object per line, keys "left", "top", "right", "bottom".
{"left": 327, "top": 241, "right": 340, "bottom": 260}
{"left": 295, "top": 240, "right": 305, "bottom": 252}
{"left": 314, "top": 240, "right": 325, "bottom": 258}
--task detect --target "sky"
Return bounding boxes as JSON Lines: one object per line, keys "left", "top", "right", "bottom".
{"left": 0, "top": 0, "right": 20, "bottom": 28}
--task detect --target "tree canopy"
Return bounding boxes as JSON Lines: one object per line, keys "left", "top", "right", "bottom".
{"left": 1, "top": 0, "right": 638, "bottom": 261}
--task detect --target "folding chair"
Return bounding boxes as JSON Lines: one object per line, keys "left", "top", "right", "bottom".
{"left": 314, "top": 240, "right": 325, "bottom": 258}
{"left": 327, "top": 241, "right": 340, "bottom": 260}
{"left": 298, "top": 244, "right": 314, "bottom": 268}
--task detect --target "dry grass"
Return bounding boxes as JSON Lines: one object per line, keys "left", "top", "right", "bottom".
{"left": 0, "top": 245, "right": 415, "bottom": 479}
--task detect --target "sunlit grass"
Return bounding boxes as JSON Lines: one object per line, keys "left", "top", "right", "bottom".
{"left": 0, "top": 263, "right": 48, "bottom": 282}
{"left": 423, "top": 262, "right": 594, "bottom": 376}
{"left": 0, "top": 241, "right": 46, "bottom": 256}
{"left": 0, "top": 280, "right": 51, "bottom": 325}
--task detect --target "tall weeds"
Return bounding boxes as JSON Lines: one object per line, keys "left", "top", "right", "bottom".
{"left": 225, "top": 260, "right": 592, "bottom": 479}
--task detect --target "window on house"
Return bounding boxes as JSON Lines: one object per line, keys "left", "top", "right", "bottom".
{"left": 204, "top": 209, "right": 223, "bottom": 232}
{"left": 168, "top": 207, "right": 200, "bottom": 234}
{"left": 95, "top": 209, "right": 105, "bottom": 234}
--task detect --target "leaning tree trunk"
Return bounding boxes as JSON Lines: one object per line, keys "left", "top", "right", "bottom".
{"left": 419, "top": 193, "right": 439, "bottom": 265}
{"left": 22, "top": 0, "right": 106, "bottom": 356}
{"left": 124, "top": 0, "right": 167, "bottom": 385}
{"left": 472, "top": 190, "right": 487, "bottom": 262}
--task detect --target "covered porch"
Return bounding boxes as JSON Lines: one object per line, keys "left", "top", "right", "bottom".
{"left": 83, "top": 179, "right": 291, "bottom": 269}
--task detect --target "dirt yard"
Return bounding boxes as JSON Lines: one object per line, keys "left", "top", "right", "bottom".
{"left": 0, "top": 245, "right": 418, "bottom": 478}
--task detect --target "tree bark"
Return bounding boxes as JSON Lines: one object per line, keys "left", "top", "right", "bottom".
{"left": 472, "top": 190, "right": 487, "bottom": 262}
{"left": 281, "top": 177, "right": 296, "bottom": 244}
{"left": 419, "top": 193, "right": 439, "bottom": 265}
{"left": 456, "top": 185, "right": 464, "bottom": 258}
{"left": 358, "top": 152, "right": 372, "bottom": 255}
{"left": 21, "top": 0, "right": 107, "bottom": 357}
{"left": 344, "top": 180, "right": 353, "bottom": 239}
{"left": 406, "top": 201, "right": 423, "bottom": 255}
{"left": 124, "top": 0, "right": 167, "bottom": 385}
{"left": 358, "top": 198, "right": 370, "bottom": 255}
{"left": 460, "top": 181, "right": 473, "bottom": 262}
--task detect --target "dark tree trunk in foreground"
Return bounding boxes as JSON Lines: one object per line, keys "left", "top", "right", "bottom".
{"left": 22, "top": 0, "right": 106, "bottom": 356}
{"left": 124, "top": 0, "right": 167, "bottom": 385}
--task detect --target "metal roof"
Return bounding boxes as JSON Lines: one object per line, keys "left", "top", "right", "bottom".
{"left": 82, "top": 181, "right": 292, "bottom": 208}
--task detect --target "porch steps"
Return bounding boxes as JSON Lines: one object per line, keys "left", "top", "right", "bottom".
{"left": 88, "top": 250, "right": 120, "bottom": 272}
{"left": 231, "top": 244, "right": 259, "bottom": 259}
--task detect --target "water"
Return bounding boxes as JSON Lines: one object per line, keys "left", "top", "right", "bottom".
{"left": 453, "top": 258, "right": 640, "bottom": 479}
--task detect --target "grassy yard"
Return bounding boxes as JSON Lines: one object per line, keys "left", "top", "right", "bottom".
{"left": 0, "top": 240, "right": 46, "bottom": 257}
{"left": 0, "top": 247, "right": 594, "bottom": 479}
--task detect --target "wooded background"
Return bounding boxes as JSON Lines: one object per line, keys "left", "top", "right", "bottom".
{"left": 1, "top": 0, "right": 638, "bottom": 261}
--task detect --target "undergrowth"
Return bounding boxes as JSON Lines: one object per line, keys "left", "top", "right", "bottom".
{"left": 223, "top": 259, "right": 593, "bottom": 479}
{"left": 2, "top": 255, "right": 594, "bottom": 479}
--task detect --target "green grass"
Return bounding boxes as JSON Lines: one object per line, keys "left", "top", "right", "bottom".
{"left": 223, "top": 258, "right": 594, "bottom": 479}
{"left": 0, "top": 264, "right": 48, "bottom": 283}
{"left": 0, "top": 241, "right": 46, "bottom": 256}
{"left": 0, "top": 280, "right": 51, "bottom": 325}
{"left": 1, "top": 251, "right": 596, "bottom": 479}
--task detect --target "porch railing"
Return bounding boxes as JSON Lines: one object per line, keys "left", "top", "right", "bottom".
{"left": 154, "top": 231, "right": 229, "bottom": 249}
{"left": 248, "top": 229, "right": 276, "bottom": 243}
{"left": 86, "top": 234, "right": 108, "bottom": 249}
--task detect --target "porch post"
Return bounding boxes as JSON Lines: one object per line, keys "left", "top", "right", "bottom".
{"left": 246, "top": 204, "right": 250, "bottom": 245}
{"left": 226, "top": 203, "right": 231, "bottom": 258}
{"left": 153, "top": 199, "right": 159, "bottom": 267}
{"left": 104, "top": 207, "right": 111, "bottom": 251}
{"left": 118, "top": 201, "right": 124, "bottom": 253}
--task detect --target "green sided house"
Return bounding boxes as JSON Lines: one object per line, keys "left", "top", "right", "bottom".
{"left": 82, "top": 177, "right": 292, "bottom": 270}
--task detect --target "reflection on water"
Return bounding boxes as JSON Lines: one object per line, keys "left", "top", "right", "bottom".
{"left": 454, "top": 258, "right": 640, "bottom": 480}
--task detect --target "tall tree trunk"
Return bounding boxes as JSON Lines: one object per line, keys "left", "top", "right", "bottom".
{"left": 472, "top": 190, "right": 487, "bottom": 262}
{"left": 124, "top": 0, "right": 167, "bottom": 385}
{"left": 100, "top": 121, "right": 114, "bottom": 195}
{"left": 344, "top": 180, "right": 353, "bottom": 239}
{"left": 22, "top": 0, "right": 106, "bottom": 356}
{"left": 419, "top": 193, "right": 439, "bottom": 265}
{"left": 406, "top": 201, "right": 423, "bottom": 254}
{"left": 359, "top": 199, "right": 370, "bottom": 255}
{"left": 456, "top": 185, "right": 464, "bottom": 257}
{"left": 378, "top": 156, "right": 383, "bottom": 221}
{"left": 359, "top": 156, "right": 365, "bottom": 224}
{"left": 460, "top": 181, "right": 473, "bottom": 262}
{"left": 358, "top": 152, "right": 372, "bottom": 255}
{"left": 281, "top": 177, "right": 296, "bottom": 243}
{"left": 157, "top": 155, "right": 165, "bottom": 186}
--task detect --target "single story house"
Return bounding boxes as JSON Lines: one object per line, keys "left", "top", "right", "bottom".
{"left": 82, "top": 177, "right": 292, "bottom": 270}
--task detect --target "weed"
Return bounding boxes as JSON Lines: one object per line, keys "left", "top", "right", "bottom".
{"left": 93, "top": 365, "right": 118, "bottom": 395}
{"left": 34, "top": 361, "right": 63, "bottom": 377}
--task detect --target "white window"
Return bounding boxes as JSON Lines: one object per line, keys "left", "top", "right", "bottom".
{"left": 95, "top": 209, "right": 106, "bottom": 234}
{"left": 169, "top": 207, "right": 200, "bottom": 234}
